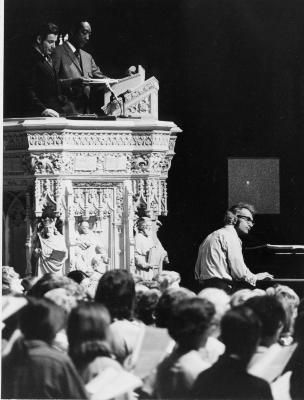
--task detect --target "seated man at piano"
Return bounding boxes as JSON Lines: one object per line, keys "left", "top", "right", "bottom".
{"left": 53, "top": 20, "right": 118, "bottom": 114}
{"left": 195, "top": 203, "right": 273, "bottom": 293}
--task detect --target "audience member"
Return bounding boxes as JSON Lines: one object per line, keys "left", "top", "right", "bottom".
{"left": 230, "top": 288, "right": 265, "bottom": 307}
{"left": 2, "top": 266, "right": 24, "bottom": 295}
{"left": 197, "top": 288, "right": 230, "bottom": 364}
{"left": 135, "top": 288, "right": 161, "bottom": 326}
{"left": 67, "top": 302, "right": 122, "bottom": 384}
{"left": 192, "top": 306, "right": 273, "bottom": 399}
{"left": 153, "top": 270, "right": 181, "bottom": 293}
{"left": 155, "top": 287, "right": 196, "bottom": 328}
{"left": 287, "top": 311, "right": 304, "bottom": 399}
{"left": 2, "top": 297, "right": 87, "bottom": 399}
{"left": 28, "top": 273, "right": 88, "bottom": 300}
{"left": 95, "top": 269, "right": 143, "bottom": 364}
{"left": 67, "top": 270, "right": 89, "bottom": 284}
{"left": 267, "top": 285, "right": 299, "bottom": 345}
{"left": 245, "top": 295, "right": 287, "bottom": 382}
{"left": 156, "top": 297, "right": 215, "bottom": 399}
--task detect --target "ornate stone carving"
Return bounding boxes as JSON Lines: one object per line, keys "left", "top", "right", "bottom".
{"left": 127, "top": 95, "right": 152, "bottom": 115}
{"left": 3, "top": 118, "right": 181, "bottom": 275}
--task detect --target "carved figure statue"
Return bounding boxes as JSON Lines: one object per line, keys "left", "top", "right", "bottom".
{"left": 149, "top": 220, "right": 169, "bottom": 273}
{"left": 32, "top": 218, "right": 67, "bottom": 277}
{"left": 72, "top": 221, "right": 99, "bottom": 274}
{"left": 134, "top": 217, "right": 155, "bottom": 280}
{"left": 91, "top": 245, "right": 109, "bottom": 276}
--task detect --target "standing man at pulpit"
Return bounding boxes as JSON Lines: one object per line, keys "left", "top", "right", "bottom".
{"left": 195, "top": 203, "right": 273, "bottom": 292}
{"left": 26, "top": 22, "right": 64, "bottom": 117}
{"left": 52, "top": 20, "right": 107, "bottom": 114}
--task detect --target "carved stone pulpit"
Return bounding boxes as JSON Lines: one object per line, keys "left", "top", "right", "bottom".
{"left": 3, "top": 117, "right": 181, "bottom": 276}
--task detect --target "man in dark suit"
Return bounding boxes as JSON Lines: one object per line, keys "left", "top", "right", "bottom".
{"left": 26, "top": 22, "right": 67, "bottom": 117}
{"left": 52, "top": 20, "right": 107, "bottom": 114}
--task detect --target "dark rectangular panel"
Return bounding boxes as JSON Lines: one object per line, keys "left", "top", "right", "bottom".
{"left": 228, "top": 158, "right": 280, "bottom": 214}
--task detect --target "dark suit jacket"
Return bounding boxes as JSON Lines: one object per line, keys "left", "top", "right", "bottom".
{"left": 192, "top": 355, "right": 273, "bottom": 400}
{"left": 52, "top": 42, "right": 106, "bottom": 113}
{"left": 26, "top": 48, "right": 63, "bottom": 116}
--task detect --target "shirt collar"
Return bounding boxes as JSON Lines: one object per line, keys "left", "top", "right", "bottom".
{"left": 34, "top": 45, "right": 46, "bottom": 59}
{"left": 224, "top": 224, "right": 242, "bottom": 243}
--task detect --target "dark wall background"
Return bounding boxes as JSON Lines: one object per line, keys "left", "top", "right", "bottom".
{"left": 4, "top": 0, "right": 304, "bottom": 288}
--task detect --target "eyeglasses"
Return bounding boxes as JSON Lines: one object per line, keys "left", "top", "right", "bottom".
{"left": 236, "top": 215, "right": 254, "bottom": 225}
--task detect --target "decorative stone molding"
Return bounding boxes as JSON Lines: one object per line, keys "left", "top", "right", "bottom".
{"left": 3, "top": 118, "right": 181, "bottom": 275}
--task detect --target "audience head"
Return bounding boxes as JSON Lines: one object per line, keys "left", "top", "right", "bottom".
{"left": 230, "top": 289, "right": 264, "bottom": 308}
{"left": 198, "top": 288, "right": 230, "bottom": 337}
{"left": 2, "top": 266, "right": 23, "bottom": 295}
{"left": 153, "top": 271, "right": 181, "bottom": 293}
{"left": 68, "top": 270, "right": 89, "bottom": 284}
{"left": 221, "top": 306, "right": 261, "bottom": 364}
{"left": 135, "top": 289, "right": 161, "bottom": 325}
{"left": 244, "top": 295, "right": 286, "bottom": 347}
{"left": 21, "top": 276, "right": 39, "bottom": 294}
{"left": 95, "top": 269, "right": 135, "bottom": 320}
{"left": 67, "top": 302, "right": 112, "bottom": 368}
{"left": 33, "top": 22, "right": 58, "bottom": 57}
{"left": 70, "top": 20, "right": 92, "bottom": 49}
{"left": 224, "top": 203, "right": 255, "bottom": 237}
{"left": 155, "top": 287, "right": 196, "bottom": 328}
{"left": 28, "top": 274, "right": 86, "bottom": 300}
{"left": 168, "top": 297, "right": 215, "bottom": 351}
{"left": 267, "top": 284, "right": 299, "bottom": 338}
{"left": 44, "top": 287, "right": 77, "bottom": 317}
{"left": 19, "top": 297, "right": 65, "bottom": 344}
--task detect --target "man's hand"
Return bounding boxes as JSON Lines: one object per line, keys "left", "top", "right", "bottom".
{"left": 256, "top": 272, "right": 274, "bottom": 281}
{"left": 34, "top": 248, "right": 42, "bottom": 255}
{"left": 41, "top": 108, "right": 59, "bottom": 117}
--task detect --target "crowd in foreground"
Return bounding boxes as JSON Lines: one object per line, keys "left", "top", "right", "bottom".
{"left": 2, "top": 265, "right": 304, "bottom": 400}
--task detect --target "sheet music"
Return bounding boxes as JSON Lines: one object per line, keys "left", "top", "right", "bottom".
{"left": 87, "top": 78, "right": 119, "bottom": 84}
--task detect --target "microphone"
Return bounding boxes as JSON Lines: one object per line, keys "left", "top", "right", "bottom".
{"left": 105, "top": 83, "right": 120, "bottom": 103}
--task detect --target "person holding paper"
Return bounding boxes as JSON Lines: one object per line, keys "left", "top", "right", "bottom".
{"left": 195, "top": 203, "right": 273, "bottom": 293}
{"left": 52, "top": 20, "right": 108, "bottom": 114}
{"left": 32, "top": 218, "right": 67, "bottom": 277}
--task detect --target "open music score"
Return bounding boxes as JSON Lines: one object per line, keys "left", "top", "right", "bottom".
{"left": 87, "top": 78, "right": 119, "bottom": 85}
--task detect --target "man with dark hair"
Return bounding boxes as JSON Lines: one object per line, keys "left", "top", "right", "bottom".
{"left": 192, "top": 306, "right": 273, "bottom": 399}
{"left": 245, "top": 295, "right": 286, "bottom": 349}
{"left": 52, "top": 20, "right": 107, "bottom": 114}
{"left": 156, "top": 297, "right": 215, "bottom": 399}
{"left": 195, "top": 203, "right": 273, "bottom": 292}
{"left": 26, "top": 22, "right": 67, "bottom": 117}
{"left": 2, "top": 298, "right": 87, "bottom": 399}
{"left": 246, "top": 295, "right": 287, "bottom": 380}
{"left": 95, "top": 270, "right": 142, "bottom": 364}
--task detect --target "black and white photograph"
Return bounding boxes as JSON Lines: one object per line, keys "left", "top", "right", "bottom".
{"left": 2, "top": 0, "right": 304, "bottom": 399}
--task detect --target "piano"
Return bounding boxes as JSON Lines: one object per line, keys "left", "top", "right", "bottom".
{"left": 244, "top": 244, "right": 304, "bottom": 296}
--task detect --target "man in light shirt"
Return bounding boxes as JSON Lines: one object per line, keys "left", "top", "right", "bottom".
{"left": 195, "top": 203, "right": 273, "bottom": 292}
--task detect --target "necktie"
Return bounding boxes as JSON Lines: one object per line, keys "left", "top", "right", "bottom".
{"left": 45, "top": 55, "right": 53, "bottom": 67}
{"left": 74, "top": 49, "right": 83, "bottom": 73}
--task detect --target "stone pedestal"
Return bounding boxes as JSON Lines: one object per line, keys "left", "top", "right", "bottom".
{"left": 3, "top": 117, "right": 181, "bottom": 276}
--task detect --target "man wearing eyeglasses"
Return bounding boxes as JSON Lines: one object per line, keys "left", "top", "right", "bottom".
{"left": 195, "top": 203, "right": 273, "bottom": 293}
